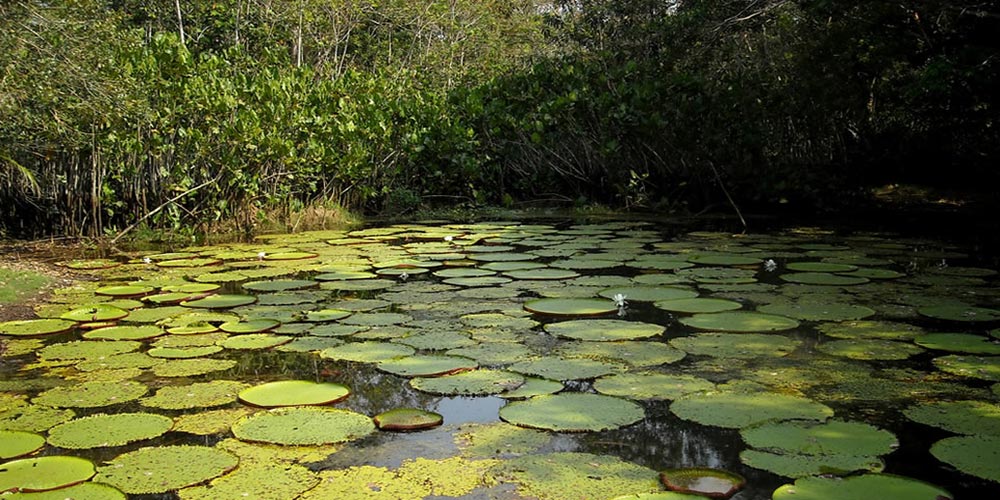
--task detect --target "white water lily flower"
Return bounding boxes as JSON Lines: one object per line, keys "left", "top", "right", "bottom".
{"left": 142, "top": 257, "right": 152, "bottom": 264}
{"left": 612, "top": 293, "right": 628, "bottom": 308}
{"left": 257, "top": 251, "right": 266, "bottom": 260}
{"left": 399, "top": 271, "right": 409, "bottom": 282}
{"left": 444, "top": 235, "right": 454, "bottom": 243}
{"left": 764, "top": 259, "right": 777, "bottom": 272}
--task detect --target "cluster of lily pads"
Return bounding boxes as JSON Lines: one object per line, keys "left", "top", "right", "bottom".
{"left": 2, "top": 220, "right": 999, "bottom": 499}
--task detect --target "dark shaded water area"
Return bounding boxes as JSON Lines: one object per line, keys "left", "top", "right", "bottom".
{"left": 2, "top": 210, "right": 999, "bottom": 499}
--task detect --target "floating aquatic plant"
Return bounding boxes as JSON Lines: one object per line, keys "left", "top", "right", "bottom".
{"left": 32, "top": 380, "right": 147, "bottom": 409}
{"left": 141, "top": 380, "right": 248, "bottom": 410}
{"left": 497, "top": 452, "right": 661, "bottom": 500}
{"left": 0, "top": 319, "right": 75, "bottom": 337}
{"left": 47, "top": 412, "right": 173, "bottom": 449}
{"left": 679, "top": 311, "right": 800, "bottom": 332}
{"left": 930, "top": 435, "right": 1000, "bottom": 482}
{"left": 0, "top": 430, "right": 44, "bottom": 460}
{"left": 373, "top": 408, "right": 443, "bottom": 431}
{"left": 771, "top": 473, "right": 952, "bottom": 500}
{"left": 177, "top": 461, "right": 319, "bottom": 500}
{"left": 0, "top": 456, "right": 95, "bottom": 493}
{"left": 94, "top": 445, "right": 238, "bottom": 495}
{"left": 231, "top": 407, "right": 374, "bottom": 445}
{"left": 670, "top": 391, "right": 833, "bottom": 429}
{"left": 659, "top": 468, "right": 746, "bottom": 499}
{"left": 500, "top": 392, "right": 644, "bottom": 432}
{"left": 238, "top": 380, "right": 351, "bottom": 407}
{"left": 542, "top": 319, "right": 664, "bottom": 341}
{"left": 594, "top": 372, "right": 715, "bottom": 401}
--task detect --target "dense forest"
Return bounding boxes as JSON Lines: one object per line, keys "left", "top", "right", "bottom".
{"left": 1, "top": 0, "right": 997, "bottom": 238}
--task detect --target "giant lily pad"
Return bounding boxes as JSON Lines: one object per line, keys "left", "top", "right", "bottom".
{"left": 238, "top": 380, "right": 351, "bottom": 407}
{"left": 500, "top": 393, "right": 644, "bottom": 432}
{"left": 141, "top": 380, "right": 248, "bottom": 410}
{"left": 739, "top": 420, "right": 897, "bottom": 478}
{"left": 32, "top": 380, "right": 147, "bottom": 408}
{"left": 509, "top": 357, "right": 625, "bottom": 381}
{"left": 903, "top": 400, "right": 1000, "bottom": 436}
{"left": 543, "top": 319, "right": 664, "bottom": 341}
{"left": 377, "top": 355, "right": 477, "bottom": 378}
{"left": 0, "top": 482, "right": 125, "bottom": 499}
{"left": 679, "top": 311, "right": 799, "bottom": 332}
{"left": 670, "top": 391, "right": 833, "bottom": 429}
{"left": 60, "top": 304, "right": 128, "bottom": 322}
{"left": 0, "top": 431, "right": 44, "bottom": 460}
{"left": 373, "top": 408, "right": 443, "bottom": 431}
{"left": 669, "top": 333, "right": 800, "bottom": 358}
{"left": 758, "top": 302, "right": 876, "bottom": 322}
{"left": 95, "top": 285, "right": 155, "bottom": 298}
{"left": 523, "top": 298, "right": 618, "bottom": 316}
{"left": 152, "top": 358, "right": 237, "bottom": 377}
{"left": 919, "top": 305, "right": 1000, "bottom": 322}
{"left": 181, "top": 294, "right": 257, "bottom": 309}
{"left": 320, "top": 342, "right": 415, "bottom": 363}
{"left": 0, "top": 319, "right": 76, "bottom": 337}
{"left": 47, "top": 413, "right": 173, "bottom": 449}
{"left": 771, "top": 474, "right": 952, "bottom": 500}
{"left": 231, "top": 407, "right": 374, "bottom": 445}
{"left": 177, "top": 461, "right": 318, "bottom": 500}
{"left": 0, "top": 456, "right": 95, "bottom": 493}
{"left": 219, "top": 319, "right": 281, "bottom": 333}
{"left": 659, "top": 468, "right": 745, "bottom": 499}
{"left": 94, "top": 445, "right": 238, "bottom": 494}
{"left": 933, "top": 354, "right": 1000, "bottom": 381}
{"left": 82, "top": 324, "right": 164, "bottom": 340}
{"left": 654, "top": 298, "right": 743, "bottom": 314}
{"left": 780, "top": 272, "right": 869, "bottom": 285}
{"left": 556, "top": 340, "right": 687, "bottom": 367}
{"left": 914, "top": 333, "right": 1000, "bottom": 355}
{"left": 594, "top": 373, "right": 715, "bottom": 400}
{"left": 930, "top": 435, "right": 1000, "bottom": 482}
{"left": 817, "top": 339, "right": 924, "bottom": 361}
{"left": 410, "top": 369, "right": 525, "bottom": 396}
{"left": 498, "top": 452, "right": 661, "bottom": 499}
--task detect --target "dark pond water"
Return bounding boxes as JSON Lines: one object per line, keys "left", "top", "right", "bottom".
{"left": 1, "top": 215, "right": 998, "bottom": 499}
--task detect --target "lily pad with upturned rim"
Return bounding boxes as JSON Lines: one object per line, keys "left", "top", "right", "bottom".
{"left": 95, "top": 285, "right": 155, "bottom": 298}
{"left": 594, "top": 373, "right": 715, "bottom": 401}
{"left": 320, "top": 342, "right": 415, "bottom": 363}
{"left": 498, "top": 451, "right": 661, "bottom": 499}
{"left": 32, "top": 380, "right": 147, "bottom": 409}
{"left": 919, "top": 305, "right": 1000, "bottom": 322}
{"left": 771, "top": 474, "right": 952, "bottom": 500}
{"left": 94, "top": 445, "right": 238, "bottom": 495}
{"left": 60, "top": 305, "right": 128, "bottom": 322}
{"left": 0, "top": 319, "right": 76, "bottom": 337}
{"left": 181, "top": 294, "right": 257, "bottom": 309}
{"left": 82, "top": 324, "right": 164, "bottom": 341}
{"left": 0, "top": 456, "right": 95, "bottom": 493}
{"left": 140, "top": 380, "right": 248, "bottom": 410}
{"left": 0, "top": 431, "right": 44, "bottom": 459}
{"left": 669, "top": 333, "right": 800, "bottom": 359}
{"left": 659, "top": 468, "right": 745, "bottom": 499}
{"left": 930, "top": 435, "right": 1000, "bottom": 482}
{"left": 817, "top": 339, "right": 924, "bottom": 361}
{"left": 670, "top": 391, "right": 833, "bottom": 429}
{"left": 523, "top": 298, "right": 618, "bottom": 316}
{"left": 509, "top": 357, "right": 625, "bottom": 381}
{"left": 679, "top": 311, "right": 800, "bottom": 332}
{"left": 152, "top": 358, "right": 237, "bottom": 377}
{"left": 758, "top": 302, "right": 876, "bottom": 322}
{"left": 779, "top": 272, "right": 869, "bottom": 285}
{"left": 543, "top": 319, "right": 664, "bottom": 341}
{"left": 914, "top": 333, "right": 1000, "bottom": 355}
{"left": 231, "top": 406, "right": 374, "bottom": 445}
{"left": 238, "top": 380, "right": 351, "bottom": 407}
{"left": 373, "top": 408, "right": 443, "bottom": 431}
{"left": 219, "top": 319, "right": 281, "bottom": 334}
{"left": 410, "top": 369, "right": 525, "bottom": 396}
{"left": 0, "top": 482, "right": 125, "bottom": 499}
{"left": 46, "top": 412, "right": 173, "bottom": 449}
{"left": 219, "top": 334, "right": 292, "bottom": 350}
{"left": 654, "top": 297, "right": 743, "bottom": 314}
{"left": 500, "top": 393, "right": 645, "bottom": 432}
{"left": 902, "top": 400, "right": 1000, "bottom": 436}
{"left": 933, "top": 354, "right": 1000, "bottom": 381}
{"left": 377, "top": 355, "right": 478, "bottom": 378}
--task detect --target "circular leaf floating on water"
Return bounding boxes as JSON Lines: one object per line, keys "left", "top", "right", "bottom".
{"left": 302, "top": 308, "right": 352, "bottom": 322}
{"left": 95, "top": 285, "right": 155, "bottom": 298}
{"left": 509, "top": 357, "right": 625, "bottom": 381}
{"left": 231, "top": 407, "right": 374, "bottom": 445}
{"left": 670, "top": 391, "right": 833, "bottom": 429}
{"left": 378, "top": 355, "right": 478, "bottom": 378}
{"left": 219, "top": 333, "right": 292, "bottom": 350}
{"left": 373, "top": 408, "right": 443, "bottom": 431}
{"left": 94, "top": 445, "right": 238, "bottom": 495}
{"left": 63, "top": 259, "right": 119, "bottom": 270}
{"left": 152, "top": 358, "right": 237, "bottom": 378}
{"left": 157, "top": 257, "right": 222, "bottom": 268}
{"left": 499, "top": 451, "right": 661, "bottom": 499}
{"left": 758, "top": 301, "right": 876, "bottom": 322}
{"left": 543, "top": 319, "right": 664, "bottom": 341}
{"left": 930, "top": 434, "right": 1000, "bottom": 482}
{"left": 60, "top": 304, "right": 128, "bottom": 322}
{"left": 238, "top": 380, "right": 351, "bottom": 407}
{"left": 82, "top": 324, "right": 164, "bottom": 341}
{"left": 141, "top": 380, "right": 248, "bottom": 410}
{"left": 0, "top": 319, "right": 76, "bottom": 337}
{"left": 659, "top": 468, "right": 745, "bottom": 499}
{"left": 0, "top": 431, "right": 44, "bottom": 460}
{"left": 739, "top": 420, "right": 897, "bottom": 478}
{"left": 0, "top": 482, "right": 126, "bottom": 500}
{"left": 557, "top": 340, "right": 686, "bottom": 367}
{"left": 817, "top": 339, "right": 924, "bottom": 361}
{"left": 147, "top": 345, "right": 223, "bottom": 359}
{"left": 219, "top": 319, "right": 281, "bottom": 334}
{"left": 0, "top": 456, "right": 95, "bottom": 493}
{"left": 320, "top": 341, "right": 415, "bottom": 363}
{"left": 669, "top": 332, "right": 800, "bottom": 359}
{"left": 902, "top": 400, "right": 1000, "bottom": 436}
{"left": 523, "top": 298, "right": 618, "bottom": 317}
{"left": 242, "top": 279, "right": 317, "bottom": 292}
{"left": 771, "top": 474, "right": 952, "bottom": 500}
{"left": 918, "top": 305, "right": 1000, "bottom": 322}
{"left": 933, "top": 354, "right": 1000, "bottom": 381}
{"left": 654, "top": 298, "right": 743, "bottom": 314}
{"left": 679, "top": 311, "right": 799, "bottom": 332}
{"left": 33, "top": 380, "right": 148, "bottom": 409}
{"left": 181, "top": 294, "right": 257, "bottom": 309}
{"left": 598, "top": 286, "right": 699, "bottom": 302}
{"left": 47, "top": 412, "right": 173, "bottom": 449}
{"left": 914, "top": 333, "right": 1000, "bottom": 355}
{"left": 779, "top": 272, "right": 869, "bottom": 286}
{"left": 594, "top": 373, "right": 715, "bottom": 401}
{"left": 410, "top": 369, "right": 525, "bottom": 396}
{"left": 500, "top": 393, "right": 644, "bottom": 432}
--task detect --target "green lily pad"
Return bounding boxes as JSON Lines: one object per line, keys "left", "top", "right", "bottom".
{"left": 933, "top": 354, "right": 1000, "bottom": 381}
{"left": 758, "top": 301, "right": 876, "bottom": 322}
{"left": 238, "top": 380, "right": 351, "bottom": 407}
{"left": 780, "top": 272, "right": 869, "bottom": 285}
{"left": 914, "top": 333, "right": 1000, "bottom": 354}
{"left": 141, "top": 380, "right": 249, "bottom": 410}
{"left": 320, "top": 341, "right": 415, "bottom": 363}
{"left": 172, "top": 407, "right": 257, "bottom": 436}
{"left": 410, "top": 369, "right": 525, "bottom": 396}
{"left": 903, "top": 400, "right": 1000, "bottom": 435}
{"left": 231, "top": 407, "right": 374, "bottom": 445}
{"left": 594, "top": 373, "right": 715, "bottom": 400}
{"left": 378, "top": 355, "right": 478, "bottom": 378}
{"left": 60, "top": 304, "right": 128, "bottom": 322}
{"left": 817, "top": 320, "right": 925, "bottom": 340}
{"left": 509, "top": 357, "right": 625, "bottom": 381}
{"left": 63, "top": 259, "right": 119, "bottom": 270}
{"left": 263, "top": 251, "right": 318, "bottom": 260}
{"left": 688, "top": 254, "right": 762, "bottom": 266}
{"left": 740, "top": 419, "right": 896, "bottom": 475}
{"left": 500, "top": 377, "right": 564, "bottom": 399}
{"left": 157, "top": 257, "right": 222, "bottom": 268}
{"left": 499, "top": 452, "right": 661, "bottom": 499}
{"left": 32, "top": 380, "right": 147, "bottom": 408}
{"left": 504, "top": 268, "right": 580, "bottom": 280}
{"left": 0, "top": 431, "right": 44, "bottom": 460}
{"left": 840, "top": 268, "right": 905, "bottom": 279}
{"left": 219, "top": 319, "right": 281, "bottom": 333}
{"left": 152, "top": 358, "right": 238, "bottom": 377}
{"left": 181, "top": 294, "right": 257, "bottom": 309}
{"left": 0, "top": 404, "right": 75, "bottom": 433}
{"left": 543, "top": 319, "right": 664, "bottom": 341}
{"left": 500, "top": 393, "right": 645, "bottom": 432}
{"left": 148, "top": 345, "right": 223, "bottom": 358}
{"left": 740, "top": 449, "right": 885, "bottom": 478}
{"left": 301, "top": 308, "right": 352, "bottom": 322}
{"left": 122, "top": 305, "right": 189, "bottom": 323}
{"left": 81, "top": 324, "right": 164, "bottom": 340}
{"left": 95, "top": 285, "right": 155, "bottom": 298}
{"left": 557, "top": 340, "right": 687, "bottom": 367}
{"left": 919, "top": 305, "right": 1000, "bottom": 322}
{"left": 817, "top": 339, "right": 924, "bottom": 360}
{"left": 523, "top": 298, "right": 618, "bottom": 316}
{"left": 0, "top": 319, "right": 76, "bottom": 337}
{"left": 242, "top": 279, "right": 317, "bottom": 292}
{"left": 373, "top": 408, "right": 443, "bottom": 431}
{"left": 669, "top": 332, "right": 800, "bottom": 358}
{"left": 0, "top": 456, "right": 95, "bottom": 493}
{"left": 679, "top": 311, "right": 800, "bottom": 332}
{"left": 340, "top": 312, "right": 412, "bottom": 326}
{"left": 670, "top": 391, "right": 833, "bottom": 429}
{"left": 47, "top": 412, "right": 173, "bottom": 449}
{"left": 785, "top": 262, "right": 858, "bottom": 272}
{"left": 654, "top": 297, "right": 743, "bottom": 314}
{"left": 177, "top": 461, "right": 318, "bottom": 500}
{"left": 930, "top": 435, "right": 1000, "bottom": 482}
{"left": 455, "top": 422, "right": 552, "bottom": 458}
{"left": 94, "top": 445, "right": 238, "bottom": 494}
{"left": 659, "top": 468, "right": 745, "bottom": 499}
{"left": 219, "top": 334, "right": 292, "bottom": 350}
{"left": 771, "top": 474, "right": 952, "bottom": 500}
